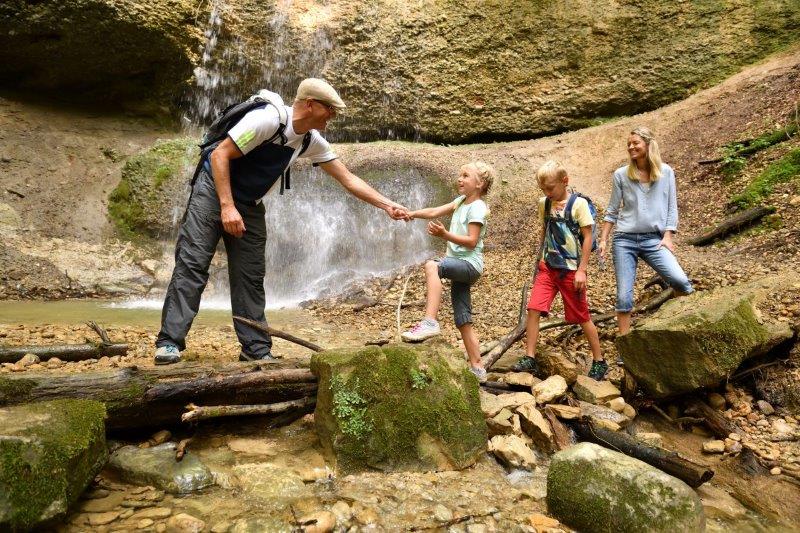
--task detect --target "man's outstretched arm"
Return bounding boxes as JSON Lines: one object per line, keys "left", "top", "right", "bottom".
{"left": 210, "top": 137, "right": 246, "bottom": 237}
{"left": 319, "top": 159, "right": 409, "bottom": 220}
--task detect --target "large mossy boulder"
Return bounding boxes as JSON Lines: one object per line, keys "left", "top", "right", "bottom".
{"left": 547, "top": 443, "right": 704, "bottom": 533}
{"left": 617, "top": 278, "right": 794, "bottom": 398}
{"left": 0, "top": 399, "right": 107, "bottom": 531}
{"left": 311, "top": 344, "right": 487, "bottom": 473}
{"left": 107, "top": 442, "right": 214, "bottom": 494}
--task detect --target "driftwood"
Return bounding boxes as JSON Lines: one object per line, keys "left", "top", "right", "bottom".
{"left": 543, "top": 406, "right": 574, "bottom": 451}
{"left": 182, "top": 397, "right": 316, "bottom": 423}
{"left": 570, "top": 418, "right": 714, "bottom": 488}
{"left": 0, "top": 320, "right": 128, "bottom": 363}
{"left": 0, "top": 362, "right": 317, "bottom": 430}
{"left": 482, "top": 287, "right": 674, "bottom": 370}
{"left": 233, "top": 316, "right": 324, "bottom": 352}
{"left": 686, "top": 205, "right": 776, "bottom": 246}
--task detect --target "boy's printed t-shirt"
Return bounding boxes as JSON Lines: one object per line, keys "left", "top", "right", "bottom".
{"left": 537, "top": 196, "right": 593, "bottom": 271}
{"left": 446, "top": 195, "right": 489, "bottom": 274}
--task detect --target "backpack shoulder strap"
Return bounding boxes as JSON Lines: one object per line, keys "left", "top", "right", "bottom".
{"left": 298, "top": 131, "right": 312, "bottom": 157}
{"left": 564, "top": 193, "right": 578, "bottom": 223}
{"left": 543, "top": 197, "right": 552, "bottom": 219}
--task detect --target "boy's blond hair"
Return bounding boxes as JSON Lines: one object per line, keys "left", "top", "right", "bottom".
{"left": 463, "top": 161, "right": 495, "bottom": 194}
{"left": 536, "top": 160, "right": 568, "bottom": 185}
{"left": 626, "top": 126, "right": 664, "bottom": 182}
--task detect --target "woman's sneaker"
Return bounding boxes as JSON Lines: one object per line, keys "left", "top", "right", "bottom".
{"left": 511, "top": 355, "right": 540, "bottom": 375}
{"left": 154, "top": 345, "right": 181, "bottom": 365}
{"left": 470, "top": 366, "right": 488, "bottom": 383}
{"left": 401, "top": 319, "right": 441, "bottom": 342}
{"left": 588, "top": 360, "right": 609, "bottom": 381}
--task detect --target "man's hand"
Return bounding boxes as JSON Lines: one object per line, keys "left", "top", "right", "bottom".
{"left": 659, "top": 234, "right": 675, "bottom": 252}
{"left": 427, "top": 219, "right": 446, "bottom": 238}
{"left": 574, "top": 269, "right": 587, "bottom": 292}
{"left": 387, "top": 205, "right": 411, "bottom": 221}
{"left": 221, "top": 205, "right": 245, "bottom": 238}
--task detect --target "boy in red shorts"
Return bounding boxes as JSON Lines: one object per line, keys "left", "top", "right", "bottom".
{"left": 518, "top": 160, "right": 607, "bottom": 381}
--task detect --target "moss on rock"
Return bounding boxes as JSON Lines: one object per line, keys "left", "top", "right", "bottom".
{"left": 108, "top": 137, "right": 197, "bottom": 239}
{"left": 547, "top": 443, "right": 705, "bottom": 533}
{"left": 0, "top": 399, "right": 107, "bottom": 531}
{"left": 617, "top": 277, "right": 795, "bottom": 398}
{"left": 311, "top": 344, "right": 487, "bottom": 473}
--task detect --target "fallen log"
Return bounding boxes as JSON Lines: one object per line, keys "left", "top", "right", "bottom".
{"left": 233, "top": 316, "right": 324, "bottom": 352}
{"left": 0, "top": 343, "right": 128, "bottom": 363}
{"left": 543, "top": 406, "right": 574, "bottom": 451}
{"left": 686, "top": 205, "right": 776, "bottom": 246}
{"left": 684, "top": 398, "right": 743, "bottom": 438}
{"left": 182, "top": 397, "right": 316, "bottom": 423}
{"left": 570, "top": 418, "right": 714, "bottom": 488}
{"left": 0, "top": 362, "right": 317, "bottom": 430}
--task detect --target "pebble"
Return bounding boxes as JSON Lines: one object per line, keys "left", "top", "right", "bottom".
{"left": 433, "top": 504, "right": 453, "bottom": 522}
{"left": 166, "top": 512, "right": 205, "bottom": 533}
{"left": 703, "top": 440, "right": 726, "bottom": 453}
{"left": 771, "top": 467, "right": 782, "bottom": 475}
{"left": 210, "top": 520, "right": 233, "bottom": 533}
{"left": 18, "top": 353, "right": 40, "bottom": 366}
{"left": 137, "top": 518, "right": 154, "bottom": 529}
{"left": 87, "top": 511, "right": 121, "bottom": 526}
{"left": 757, "top": 400, "right": 775, "bottom": 415}
{"left": 708, "top": 392, "right": 726, "bottom": 410}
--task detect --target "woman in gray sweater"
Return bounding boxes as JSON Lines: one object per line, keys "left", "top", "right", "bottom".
{"left": 598, "top": 126, "right": 693, "bottom": 334}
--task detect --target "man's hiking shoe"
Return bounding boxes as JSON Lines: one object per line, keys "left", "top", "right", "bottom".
{"left": 511, "top": 355, "right": 540, "bottom": 374}
{"left": 401, "top": 319, "right": 441, "bottom": 342}
{"left": 239, "top": 352, "right": 277, "bottom": 362}
{"left": 588, "top": 360, "right": 609, "bottom": 381}
{"left": 470, "top": 366, "right": 488, "bottom": 383}
{"left": 615, "top": 357, "right": 625, "bottom": 367}
{"left": 154, "top": 345, "right": 181, "bottom": 365}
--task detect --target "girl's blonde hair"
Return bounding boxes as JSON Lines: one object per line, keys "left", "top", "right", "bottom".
{"left": 536, "top": 160, "right": 568, "bottom": 185}
{"left": 463, "top": 161, "right": 495, "bottom": 194}
{"left": 626, "top": 126, "right": 663, "bottom": 182}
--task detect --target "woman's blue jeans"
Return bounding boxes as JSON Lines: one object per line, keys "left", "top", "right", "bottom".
{"left": 612, "top": 232, "right": 693, "bottom": 312}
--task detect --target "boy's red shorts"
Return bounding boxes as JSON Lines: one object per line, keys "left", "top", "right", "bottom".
{"left": 527, "top": 261, "right": 591, "bottom": 324}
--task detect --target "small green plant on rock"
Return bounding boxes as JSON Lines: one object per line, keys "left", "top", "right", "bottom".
{"left": 729, "top": 148, "right": 800, "bottom": 211}
{"left": 331, "top": 375, "right": 373, "bottom": 438}
{"left": 410, "top": 368, "right": 429, "bottom": 389}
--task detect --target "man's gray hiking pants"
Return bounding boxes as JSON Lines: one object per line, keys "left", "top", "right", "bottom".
{"left": 156, "top": 169, "right": 272, "bottom": 358}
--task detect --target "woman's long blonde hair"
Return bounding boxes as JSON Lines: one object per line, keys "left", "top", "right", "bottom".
{"left": 626, "top": 126, "right": 663, "bottom": 182}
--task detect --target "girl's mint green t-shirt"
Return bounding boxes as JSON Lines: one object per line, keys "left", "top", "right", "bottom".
{"left": 446, "top": 195, "right": 489, "bottom": 274}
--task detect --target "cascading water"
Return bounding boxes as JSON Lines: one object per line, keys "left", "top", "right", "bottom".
{"left": 127, "top": 0, "right": 444, "bottom": 310}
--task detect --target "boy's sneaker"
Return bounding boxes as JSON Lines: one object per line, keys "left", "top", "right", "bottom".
{"left": 154, "top": 345, "right": 181, "bottom": 365}
{"left": 469, "top": 366, "right": 488, "bottom": 383}
{"left": 239, "top": 351, "right": 277, "bottom": 362}
{"left": 588, "top": 360, "right": 609, "bottom": 381}
{"left": 511, "top": 355, "right": 540, "bottom": 375}
{"left": 401, "top": 319, "right": 441, "bottom": 342}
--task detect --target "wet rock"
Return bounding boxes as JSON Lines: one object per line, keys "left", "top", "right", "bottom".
{"left": 537, "top": 350, "right": 579, "bottom": 384}
{"left": 226, "top": 437, "right": 277, "bottom": 456}
{"left": 330, "top": 501, "right": 352, "bottom": 525}
{"left": 516, "top": 403, "right": 555, "bottom": 453}
{"left": 617, "top": 278, "right": 794, "bottom": 398}
{"left": 708, "top": 392, "right": 727, "bottom": 410}
{"left": 480, "top": 390, "right": 537, "bottom": 417}
{"left": 547, "top": 443, "right": 705, "bottom": 532}
{"left": 312, "top": 344, "right": 487, "bottom": 473}
{"left": 0, "top": 399, "right": 107, "bottom": 531}
{"left": 230, "top": 517, "right": 294, "bottom": 532}
{"left": 298, "top": 510, "right": 336, "bottom": 533}
{"left": 138, "top": 518, "right": 155, "bottom": 529}
{"left": 210, "top": 520, "right": 233, "bottom": 533}
{"left": 488, "top": 435, "right": 537, "bottom": 470}
{"left": 130, "top": 507, "right": 173, "bottom": 520}
{"left": 166, "top": 512, "right": 205, "bottom": 533}
{"left": 108, "top": 443, "right": 214, "bottom": 494}
{"left": 573, "top": 375, "right": 621, "bottom": 404}
{"left": 78, "top": 491, "right": 125, "bottom": 512}
{"left": 756, "top": 400, "right": 775, "bottom": 415}
{"left": 87, "top": 510, "right": 121, "bottom": 526}
{"left": 532, "top": 375, "right": 567, "bottom": 404}
{"left": 702, "top": 440, "right": 725, "bottom": 453}
{"left": 697, "top": 484, "right": 747, "bottom": 520}
{"left": 17, "top": 353, "right": 39, "bottom": 366}
{"left": 232, "top": 463, "right": 310, "bottom": 504}
{"left": 578, "top": 401, "right": 630, "bottom": 428}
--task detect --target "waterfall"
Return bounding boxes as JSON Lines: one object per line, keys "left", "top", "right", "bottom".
{"left": 138, "top": 1, "right": 443, "bottom": 310}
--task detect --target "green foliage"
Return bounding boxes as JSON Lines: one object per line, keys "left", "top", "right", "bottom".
{"left": 720, "top": 123, "right": 798, "bottom": 180}
{"left": 330, "top": 375, "right": 373, "bottom": 438}
{"left": 409, "top": 369, "right": 429, "bottom": 390}
{"left": 729, "top": 148, "right": 800, "bottom": 211}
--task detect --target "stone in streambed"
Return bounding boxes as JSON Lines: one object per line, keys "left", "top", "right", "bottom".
{"left": 547, "top": 443, "right": 705, "bottom": 532}
{"left": 311, "top": 344, "right": 486, "bottom": 473}
{"left": 108, "top": 443, "right": 213, "bottom": 494}
{"left": 0, "top": 399, "right": 107, "bottom": 531}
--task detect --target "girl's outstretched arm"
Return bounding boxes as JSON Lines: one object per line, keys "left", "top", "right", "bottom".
{"left": 409, "top": 201, "right": 457, "bottom": 220}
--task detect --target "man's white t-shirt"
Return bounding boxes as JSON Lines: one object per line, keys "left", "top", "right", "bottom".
{"left": 227, "top": 105, "right": 338, "bottom": 165}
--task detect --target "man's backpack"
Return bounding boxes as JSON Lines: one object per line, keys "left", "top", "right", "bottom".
{"left": 544, "top": 191, "right": 598, "bottom": 252}
{"left": 191, "top": 89, "right": 312, "bottom": 194}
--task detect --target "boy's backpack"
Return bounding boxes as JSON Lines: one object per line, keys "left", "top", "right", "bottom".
{"left": 544, "top": 191, "right": 598, "bottom": 252}
{"left": 191, "top": 89, "right": 312, "bottom": 194}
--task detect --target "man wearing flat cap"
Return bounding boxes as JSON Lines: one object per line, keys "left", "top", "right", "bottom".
{"left": 154, "top": 78, "right": 409, "bottom": 365}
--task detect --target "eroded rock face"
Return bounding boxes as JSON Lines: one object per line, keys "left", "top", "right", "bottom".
{"left": 0, "top": 399, "right": 107, "bottom": 531}
{"left": 617, "top": 277, "right": 794, "bottom": 398}
{"left": 4, "top": 1, "right": 800, "bottom": 142}
{"left": 0, "top": 0, "right": 202, "bottom": 108}
{"left": 547, "top": 443, "right": 705, "bottom": 533}
{"left": 311, "top": 344, "right": 486, "bottom": 473}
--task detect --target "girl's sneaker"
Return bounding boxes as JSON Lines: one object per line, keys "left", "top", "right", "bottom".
{"left": 401, "top": 319, "right": 441, "bottom": 342}
{"left": 469, "top": 366, "right": 488, "bottom": 383}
